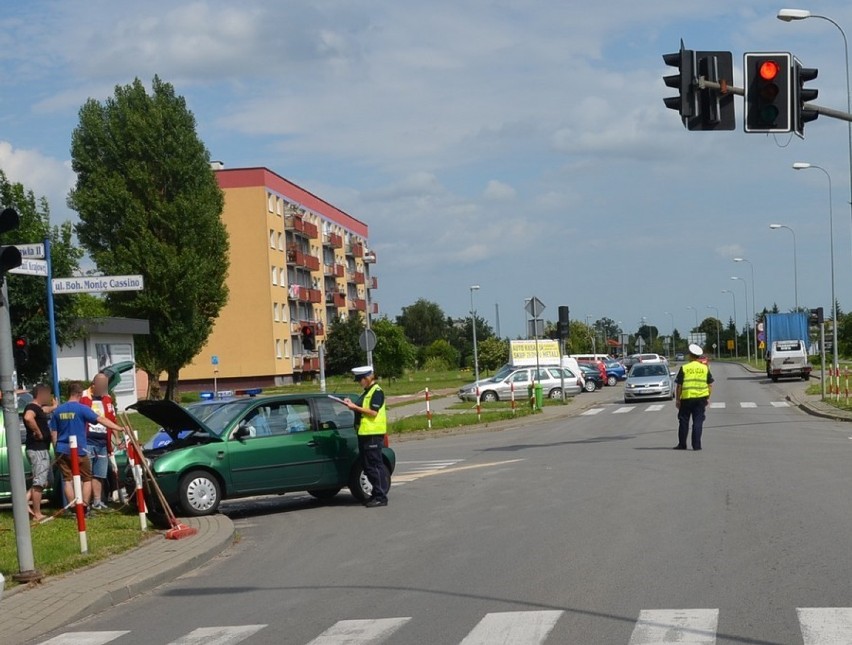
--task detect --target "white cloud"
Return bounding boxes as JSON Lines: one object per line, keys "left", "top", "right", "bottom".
{"left": 483, "top": 180, "right": 516, "bottom": 201}
{"left": 0, "top": 142, "right": 75, "bottom": 218}
{"left": 716, "top": 244, "right": 746, "bottom": 260}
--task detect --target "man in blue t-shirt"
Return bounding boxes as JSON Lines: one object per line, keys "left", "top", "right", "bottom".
{"left": 50, "top": 382, "right": 124, "bottom": 513}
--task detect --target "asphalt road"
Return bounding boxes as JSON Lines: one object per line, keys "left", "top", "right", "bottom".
{"left": 34, "top": 363, "right": 852, "bottom": 644}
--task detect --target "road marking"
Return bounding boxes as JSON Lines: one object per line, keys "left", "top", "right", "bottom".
{"left": 613, "top": 406, "right": 634, "bottom": 414}
{"left": 709, "top": 402, "right": 726, "bottom": 409}
{"left": 628, "top": 609, "right": 718, "bottom": 644}
{"left": 771, "top": 401, "right": 790, "bottom": 407}
{"left": 306, "top": 617, "right": 411, "bottom": 644}
{"left": 459, "top": 610, "right": 563, "bottom": 645}
{"left": 798, "top": 608, "right": 852, "bottom": 644}
{"left": 169, "top": 625, "right": 267, "bottom": 645}
{"left": 740, "top": 402, "right": 758, "bottom": 408}
{"left": 645, "top": 404, "right": 665, "bottom": 412}
{"left": 582, "top": 408, "right": 605, "bottom": 416}
{"left": 38, "top": 633, "right": 130, "bottom": 645}
{"left": 398, "top": 460, "right": 462, "bottom": 473}
{"left": 392, "top": 459, "right": 524, "bottom": 483}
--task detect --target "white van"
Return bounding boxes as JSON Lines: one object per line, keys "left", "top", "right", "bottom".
{"left": 572, "top": 354, "right": 611, "bottom": 363}
{"left": 561, "top": 356, "right": 585, "bottom": 386}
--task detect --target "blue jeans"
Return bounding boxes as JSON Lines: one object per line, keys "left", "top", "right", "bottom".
{"left": 678, "top": 398, "right": 707, "bottom": 449}
{"left": 89, "top": 442, "right": 110, "bottom": 479}
{"left": 358, "top": 435, "right": 388, "bottom": 502}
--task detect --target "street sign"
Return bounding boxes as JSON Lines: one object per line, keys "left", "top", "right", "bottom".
{"left": 757, "top": 322, "right": 764, "bottom": 332}
{"left": 359, "top": 329, "right": 377, "bottom": 352}
{"left": 9, "top": 259, "right": 48, "bottom": 277}
{"left": 635, "top": 336, "right": 646, "bottom": 350}
{"left": 527, "top": 319, "right": 545, "bottom": 338}
{"left": 51, "top": 274, "right": 144, "bottom": 294}
{"left": 211, "top": 355, "right": 219, "bottom": 366}
{"left": 525, "top": 296, "right": 546, "bottom": 319}
{"left": 757, "top": 332, "right": 766, "bottom": 342}
{"left": 759, "top": 340, "right": 766, "bottom": 349}
{"left": 14, "top": 243, "right": 45, "bottom": 259}
{"left": 727, "top": 339, "right": 735, "bottom": 350}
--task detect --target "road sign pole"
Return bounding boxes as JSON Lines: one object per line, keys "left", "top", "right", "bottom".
{"left": 319, "top": 343, "right": 327, "bottom": 393}
{"left": 45, "top": 237, "right": 60, "bottom": 401}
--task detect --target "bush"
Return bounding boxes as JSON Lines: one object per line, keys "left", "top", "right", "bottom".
{"left": 423, "top": 339, "right": 460, "bottom": 368}
{"left": 422, "top": 356, "right": 450, "bottom": 372}
{"left": 179, "top": 391, "right": 201, "bottom": 403}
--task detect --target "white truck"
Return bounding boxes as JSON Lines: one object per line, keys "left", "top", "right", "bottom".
{"left": 764, "top": 312, "right": 811, "bottom": 382}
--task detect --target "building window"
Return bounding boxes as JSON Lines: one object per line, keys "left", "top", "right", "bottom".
{"left": 282, "top": 339, "right": 289, "bottom": 358}
{"left": 273, "top": 303, "right": 279, "bottom": 322}
{"left": 270, "top": 229, "right": 276, "bottom": 248}
{"left": 276, "top": 339, "right": 282, "bottom": 359}
{"left": 278, "top": 232, "right": 283, "bottom": 251}
{"left": 268, "top": 193, "right": 275, "bottom": 212}
{"left": 271, "top": 266, "right": 278, "bottom": 286}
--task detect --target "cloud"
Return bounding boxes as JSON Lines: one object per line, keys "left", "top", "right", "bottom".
{"left": 716, "top": 244, "right": 745, "bottom": 260}
{"left": 0, "top": 142, "right": 75, "bottom": 218}
{"left": 483, "top": 180, "right": 516, "bottom": 201}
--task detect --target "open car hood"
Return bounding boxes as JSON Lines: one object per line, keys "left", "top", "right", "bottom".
{"left": 128, "top": 400, "right": 221, "bottom": 442}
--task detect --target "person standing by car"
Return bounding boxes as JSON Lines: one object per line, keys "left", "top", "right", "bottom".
{"left": 674, "top": 344, "right": 714, "bottom": 451}
{"left": 80, "top": 373, "right": 117, "bottom": 510}
{"left": 343, "top": 366, "right": 389, "bottom": 508}
{"left": 50, "top": 382, "right": 124, "bottom": 516}
{"left": 24, "top": 384, "right": 56, "bottom": 521}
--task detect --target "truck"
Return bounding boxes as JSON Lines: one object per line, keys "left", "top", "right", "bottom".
{"left": 763, "top": 312, "right": 811, "bottom": 382}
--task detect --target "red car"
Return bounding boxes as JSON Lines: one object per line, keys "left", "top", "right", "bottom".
{"left": 579, "top": 359, "right": 608, "bottom": 384}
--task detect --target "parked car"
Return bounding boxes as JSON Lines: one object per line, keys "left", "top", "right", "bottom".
{"left": 458, "top": 365, "right": 582, "bottom": 402}
{"left": 578, "top": 364, "right": 605, "bottom": 392}
{"left": 623, "top": 363, "right": 674, "bottom": 403}
{"left": 622, "top": 354, "right": 642, "bottom": 371}
{"left": 578, "top": 359, "right": 607, "bottom": 385}
{"left": 125, "top": 393, "right": 396, "bottom": 517}
{"left": 602, "top": 358, "right": 627, "bottom": 386}
{"left": 674, "top": 352, "right": 685, "bottom": 362}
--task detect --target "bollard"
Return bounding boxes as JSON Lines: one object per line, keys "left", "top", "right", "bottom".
{"left": 425, "top": 387, "right": 432, "bottom": 430}
{"left": 510, "top": 381, "right": 516, "bottom": 415}
{"left": 475, "top": 386, "right": 481, "bottom": 422}
{"left": 126, "top": 430, "right": 147, "bottom": 531}
{"left": 68, "top": 435, "right": 88, "bottom": 554}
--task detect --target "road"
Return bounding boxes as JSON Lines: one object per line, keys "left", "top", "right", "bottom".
{"left": 33, "top": 363, "right": 852, "bottom": 644}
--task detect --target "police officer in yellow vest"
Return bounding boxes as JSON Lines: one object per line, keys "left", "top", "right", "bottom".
{"left": 674, "top": 343, "right": 714, "bottom": 451}
{"left": 344, "top": 365, "right": 389, "bottom": 507}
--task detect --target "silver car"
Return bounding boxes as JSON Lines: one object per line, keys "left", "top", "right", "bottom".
{"left": 458, "top": 365, "right": 582, "bottom": 402}
{"left": 623, "top": 363, "right": 674, "bottom": 403}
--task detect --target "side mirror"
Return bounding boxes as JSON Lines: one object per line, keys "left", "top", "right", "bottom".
{"left": 234, "top": 424, "right": 250, "bottom": 440}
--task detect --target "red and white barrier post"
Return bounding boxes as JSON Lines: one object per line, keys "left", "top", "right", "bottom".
{"left": 510, "top": 381, "right": 516, "bottom": 415}
{"left": 475, "top": 386, "right": 481, "bottom": 422}
{"left": 425, "top": 387, "right": 432, "bottom": 430}
{"left": 68, "top": 435, "right": 88, "bottom": 554}
{"left": 126, "top": 431, "right": 147, "bottom": 530}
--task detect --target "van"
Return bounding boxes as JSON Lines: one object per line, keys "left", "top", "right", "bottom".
{"left": 572, "top": 354, "right": 611, "bottom": 362}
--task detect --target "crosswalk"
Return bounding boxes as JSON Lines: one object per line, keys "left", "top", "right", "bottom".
{"left": 392, "top": 459, "right": 463, "bottom": 486}
{"left": 37, "top": 607, "right": 852, "bottom": 644}
{"left": 582, "top": 401, "right": 790, "bottom": 416}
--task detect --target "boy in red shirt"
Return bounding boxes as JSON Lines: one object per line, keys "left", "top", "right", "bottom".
{"left": 81, "top": 372, "right": 117, "bottom": 509}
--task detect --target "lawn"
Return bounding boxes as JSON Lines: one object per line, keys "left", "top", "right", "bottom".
{"left": 390, "top": 407, "right": 540, "bottom": 433}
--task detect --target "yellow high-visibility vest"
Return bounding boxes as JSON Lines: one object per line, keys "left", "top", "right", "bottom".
{"left": 680, "top": 362, "right": 711, "bottom": 399}
{"left": 358, "top": 383, "right": 387, "bottom": 435}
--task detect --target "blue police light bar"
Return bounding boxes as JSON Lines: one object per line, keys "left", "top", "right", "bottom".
{"left": 199, "top": 391, "right": 214, "bottom": 400}
{"left": 234, "top": 388, "right": 263, "bottom": 397}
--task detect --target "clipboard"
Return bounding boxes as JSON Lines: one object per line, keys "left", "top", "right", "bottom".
{"left": 327, "top": 395, "right": 348, "bottom": 404}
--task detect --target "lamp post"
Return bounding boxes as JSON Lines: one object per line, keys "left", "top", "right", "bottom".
{"left": 686, "top": 305, "right": 698, "bottom": 330}
{"left": 470, "top": 285, "right": 480, "bottom": 386}
{"left": 706, "top": 306, "right": 721, "bottom": 358}
{"left": 778, "top": 9, "right": 852, "bottom": 274}
{"left": 664, "top": 311, "right": 675, "bottom": 357}
{"left": 363, "top": 249, "right": 377, "bottom": 368}
{"left": 731, "top": 276, "right": 751, "bottom": 364}
{"left": 722, "top": 289, "right": 738, "bottom": 358}
{"left": 734, "top": 257, "right": 757, "bottom": 364}
{"left": 793, "top": 162, "right": 839, "bottom": 377}
{"left": 769, "top": 224, "right": 799, "bottom": 310}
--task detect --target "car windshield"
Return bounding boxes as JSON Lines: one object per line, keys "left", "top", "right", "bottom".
{"left": 631, "top": 365, "right": 667, "bottom": 378}
{"left": 185, "top": 401, "right": 236, "bottom": 423}
{"left": 492, "top": 365, "right": 514, "bottom": 381}
{"left": 193, "top": 399, "right": 259, "bottom": 436}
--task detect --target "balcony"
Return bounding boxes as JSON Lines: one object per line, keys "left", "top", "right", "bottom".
{"left": 303, "top": 356, "right": 320, "bottom": 372}
{"left": 335, "top": 264, "right": 345, "bottom": 278}
{"left": 284, "top": 214, "right": 305, "bottom": 234}
{"left": 326, "top": 292, "right": 346, "bottom": 307}
{"left": 303, "top": 220, "right": 319, "bottom": 239}
{"left": 286, "top": 246, "right": 321, "bottom": 271}
{"left": 323, "top": 264, "right": 336, "bottom": 277}
{"left": 369, "top": 276, "right": 378, "bottom": 289}
{"left": 354, "top": 271, "right": 365, "bottom": 285}
{"left": 323, "top": 232, "right": 343, "bottom": 249}
{"left": 301, "top": 320, "right": 324, "bottom": 337}
{"left": 371, "top": 302, "right": 379, "bottom": 315}
{"left": 286, "top": 285, "right": 322, "bottom": 303}
{"left": 345, "top": 242, "right": 364, "bottom": 258}
{"left": 351, "top": 299, "right": 367, "bottom": 312}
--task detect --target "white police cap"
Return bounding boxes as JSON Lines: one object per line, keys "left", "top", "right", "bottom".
{"left": 351, "top": 365, "right": 374, "bottom": 380}
{"left": 688, "top": 343, "right": 704, "bottom": 357}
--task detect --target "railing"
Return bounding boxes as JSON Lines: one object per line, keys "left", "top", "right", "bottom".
{"left": 323, "top": 232, "right": 343, "bottom": 248}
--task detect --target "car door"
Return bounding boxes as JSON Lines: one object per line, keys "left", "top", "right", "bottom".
{"left": 505, "top": 369, "right": 531, "bottom": 398}
{"left": 312, "top": 397, "right": 359, "bottom": 486}
{"left": 226, "top": 399, "right": 328, "bottom": 493}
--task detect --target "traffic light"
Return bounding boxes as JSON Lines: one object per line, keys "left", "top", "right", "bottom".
{"left": 0, "top": 208, "right": 22, "bottom": 279}
{"left": 13, "top": 336, "right": 28, "bottom": 366}
{"left": 663, "top": 40, "right": 697, "bottom": 124}
{"left": 792, "top": 57, "right": 819, "bottom": 138}
{"left": 810, "top": 307, "right": 824, "bottom": 325}
{"left": 301, "top": 325, "right": 315, "bottom": 351}
{"left": 744, "top": 52, "right": 792, "bottom": 133}
{"left": 557, "top": 306, "right": 570, "bottom": 342}
{"left": 692, "top": 51, "right": 735, "bottom": 131}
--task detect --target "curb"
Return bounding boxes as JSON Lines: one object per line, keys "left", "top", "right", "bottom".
{"left": 785, "top": 392, "right": 852, "bottom": 423}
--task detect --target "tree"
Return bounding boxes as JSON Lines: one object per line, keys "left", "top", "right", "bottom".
{"left": 478, "top": 337, "right": 509, "bottom": 371}
{"left": 595, "top": 317, "right": 622, "bottom": 341}
{"left": 69, "top": 76, "right": 229, "bottom": 400}
{"left": 397, "top": 299, "right": 448, "bottom": 347}
{"left": 324, "top": 314, "right": 364, "bottom": 375}
{"left": 423, "top": 339, "right": 459, "bottom": 369}
{"left": 565, "top": 321, "right": 593, "bottom": 354}
{"left": 447, "top": 315, "right": 493, "bottom": 367}
{"left": 372, "top": 318, "right": 415, "bottom": 379}
{"left": 0, "top": 170, "right": 84, "bottom": 385}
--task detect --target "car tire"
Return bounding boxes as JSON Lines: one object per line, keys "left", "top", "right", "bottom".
{"left": 127, "top": 484, "right": 172, "bottom": 530}
{"left": 623, "top": 398, "right": 630, "bottom": 404}
{"left": 178, "top": 470, "right": 221, "bottom": 516}
{"left": 481, "top": 390, "right": 498, "bottom": 402}
{"left": 771, "top": 376, "right": 779, "bottom": 383}
{"left": 584, "top": 380, "right": 597, "bottom": 392}
{"left": 548, "top": 388, "right": 563, "bottom": 399}
{"left": 607, "top": 375, "right": 617, "bottom": 387}
{"left": 348, "top": 462, "right": 391, "bottom": 503}
{"left": 308, "top": 488, "right": 341, "bottom": 501}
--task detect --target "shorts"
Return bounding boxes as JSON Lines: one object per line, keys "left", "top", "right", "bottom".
{"left": 89, "top": 443, "right": 110, "bottom": 479}
{"left": 57, "top": 453, "right": 92, "bottom": 482}
{"left": 26, "top": 449, "right": 51, "bottom": 489}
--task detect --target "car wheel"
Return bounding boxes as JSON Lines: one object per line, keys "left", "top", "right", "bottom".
{"left": 584, "top": 380, "right": 597, "bottom": 392}
{"left": 548, "top": 388, "right": 563, "bottom": 399}
{"left": 771, "top": 376, "right": 779, "bottom": 383}
{"left": 623, "top": 398, "right": 631, "bottom": 404}
{"left": 127, "top": 484, "right": 172, "bottom": 529}
{"left": 607, "top": 375, "right": 617, "bottom": 387}
{"left": 308, "top": 488, "right": 341, "bottom": 501}
{"left": 178, "top": 470, "right": 221, "bottom": 516}
{"left": 481, "top": 390, "right": 498, "bottom": 402}
{"left": 348, "top": 462, "right": 392, "bottom": 503}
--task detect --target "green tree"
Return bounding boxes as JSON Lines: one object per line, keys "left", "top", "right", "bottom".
{"left": 0, "top": 170, "right": 84, "bottom": 385}
{"left": 478, "top": 337, "right": 509, "bottom": 371}
{"left": 69, "top": 76, "right": 229, "bottom": 400}
{"left": 423, "top": 339, "right": 459, "bottom": 369}
{"left": 447, "top": 315, "right": 493, "bottom": 367}
{"left": 595, "top": 317, "right": 622, "bottom": 341}
{"left": 565, "top": 321, "right": 593, "bottom": 354}
{"left": 324, "top": 314, "right": 364, "bottom": 375}
{"left": 397, "top": 299, "right": 448, "bottom": 346}
{"left": 372, "top": 317, "right": 415, "bottom": 379}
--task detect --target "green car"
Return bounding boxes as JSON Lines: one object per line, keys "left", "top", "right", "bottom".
{"left": 128, "top": 393, "right": 395, "bottom": 517}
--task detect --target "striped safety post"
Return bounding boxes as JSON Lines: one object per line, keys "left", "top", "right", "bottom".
{"left": 510, "top": 381, "right": 516, "bottom": 415}
{"left": 475, "top": 386, "right": 481, "bottom": 422}
{"left": 68, "top": 435, "right": 88, "bottom": 554}
{"left": 126, "top": 431, "right": 147, "bottom": 530}
{"left": 425, "top": 387, "right": 432, "bottom": 430}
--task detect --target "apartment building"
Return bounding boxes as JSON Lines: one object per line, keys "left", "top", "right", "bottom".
{"left": 180, "top": 165, "right": 377, "bottom": 388}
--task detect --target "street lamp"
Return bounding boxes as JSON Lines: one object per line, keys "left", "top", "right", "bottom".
{"left": 731, "top": 276, "right": 751, "bottom": 364}
{"left": 722, "top": 289, "right": 738, "bottom": 358}
{"left": 706, "top": 306, "right": 721, "bottom": 358}
{"left": 686, "top": 305, "right": 698, "bottom": 330}
{"left": 778, "top": 9, "right": 852, "bottom": 273}
{"left": 470, "top": 285, "right": 480, "bottom": 386}
{"left": 664, "top": 311, "right": 675, "bottom": 357}
{"left": 733, "top": 257, "right": 757, "bottom": 363}
{"left": 769, "top": 224, "right": 799, "bottom": 310}
{"left": 363, "top": 249, "right": 377, "bottom": 368}
{"left": 793, "top": 162, "right": 839, "bottom": 376}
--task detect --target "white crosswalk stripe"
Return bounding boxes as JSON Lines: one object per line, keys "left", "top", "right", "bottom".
{"left": 169, "top": 625, "right": 267, "bottom": 645}
{"left": 645, "top": 404, "right": 665, "bottom": 412}
{"left": 709, "top": 402, "right": 726, "bottom": 409}
{"left": 771, "top": 401, "right": 791, "bottom": 407}
{"left": 798, "top": 607, "right": 852, "bottom": 644}
{"left": 582, "top": 407, "right": 605, "bottom": 416}
{"left": 397, "top": 459, "right": 463, "bottom": 473}
{"left": 740, "top": 401, "right": 757, "bottom": 408}
{"left": 628, "top": 609, "right": 718, "bottom": 644}
{"left": 613, "top": 406, "right": 633, "bottom": 414}
{"left": 38, "top": 633, "right": 130, "bottom": 645}
{"left": 459, "top": 610, "right": 563, "bottom": 645}
{"left": 306, "top": 617, "right": 411, "bottom": 644}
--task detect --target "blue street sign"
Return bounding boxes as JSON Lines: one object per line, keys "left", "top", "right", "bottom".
{"left": 211, "top": 355, "right": 219, "bottom": 366}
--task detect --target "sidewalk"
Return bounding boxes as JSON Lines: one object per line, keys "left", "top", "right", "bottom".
{"left": 0, "top": 514, "right": 235, "bottom": 645}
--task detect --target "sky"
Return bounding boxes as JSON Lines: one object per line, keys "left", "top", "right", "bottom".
{"left": 2, "top": 0, "right": 852, "bottom": 340}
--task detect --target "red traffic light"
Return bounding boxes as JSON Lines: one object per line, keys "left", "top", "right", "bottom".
{"left": 301, "top": 326, "right": 313, "bottom": 336}
{"left": 759, "top": 60, "right": 779, "bottom": 81}
{"left": 14, "top": 337, "right": 27, "bottom": 348}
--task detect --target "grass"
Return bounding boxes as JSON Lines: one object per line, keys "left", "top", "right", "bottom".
{"left": 122, "top": 411, "right": 165, "bottom": 444}
{"left": 0, "top": 507, "right": 153, "bottom": 588}
{"left": 445, "top": 398, "right": 569, "bottom": 411}
{"left": 390, "top": 407, "right": 541, "bottom": 433}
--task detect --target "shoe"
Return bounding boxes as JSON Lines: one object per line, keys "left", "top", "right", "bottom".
{"left": 693, "top": 447, "right": 702, "bottom": 451}
{"left": 365, "top": 499, "right": 388, "bottom": 508}
{"left": 91, "top": 501, "right": 109, "bottom": 510}
{"left": 672, "top": 445, "right": 687, "bottom": 450}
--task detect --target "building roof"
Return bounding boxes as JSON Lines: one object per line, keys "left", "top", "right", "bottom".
{"left": 215, "top": 167, "right": 369, "bottom": 238}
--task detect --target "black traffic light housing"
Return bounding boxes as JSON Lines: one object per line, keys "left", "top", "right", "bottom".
{"left": 744, "top": 52, "right": 792, "bottom": 133}
{"left": 301, "top": 325, "right": 316, "bottom": 351}
{"left": 692, "top": 51, "right": 735, "bottom": 131}
{"left": 663, "top": 40, "right": 697, "bottom": 123}
{"left": 0, "top": 208, "right": 22, "bottom": 279}
{"left": 793, "top": 57, "right": 819, "bottom": 138}
{"left": 557, "top": 306, "right": 570, "bottom": 342}
{"left": 810, "top": 307, "right": 825, "bottom": 325}
{"left": 13, "top": 336, "right": 28, "bottom": 366}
